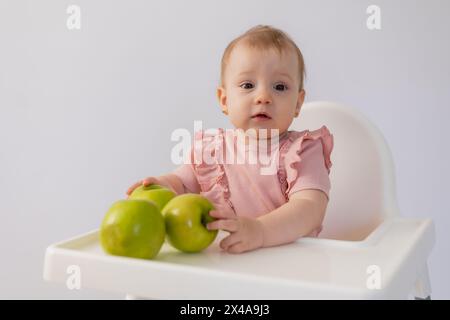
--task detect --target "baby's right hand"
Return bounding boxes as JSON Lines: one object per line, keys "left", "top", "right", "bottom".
{"left": 126, "top": 177, "right": 163, "bottom": 198}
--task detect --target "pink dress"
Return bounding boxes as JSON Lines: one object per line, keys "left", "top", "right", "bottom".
{"left": 172, "top": 126, "right": 333, "bottom": 221}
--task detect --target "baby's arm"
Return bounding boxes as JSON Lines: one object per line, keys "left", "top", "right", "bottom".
{"left": 156, "top": 174, "right": 186, "bottom": 195}
{"left": 257, "top": 189, "right": 328, "bottom": 248}
{"left": 127, "top": 160, "right": 202, "bottom": 197}
{"left": 207, "top": 188, "right": 328, "bottom": 253}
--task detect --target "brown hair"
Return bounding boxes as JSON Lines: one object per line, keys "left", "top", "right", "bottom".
{"left": 219, "top": 25, "right": 306, "bottom": 91}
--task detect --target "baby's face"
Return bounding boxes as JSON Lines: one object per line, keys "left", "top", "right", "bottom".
{"left": 217, "top": 43, "right": 305, "bottom": 139}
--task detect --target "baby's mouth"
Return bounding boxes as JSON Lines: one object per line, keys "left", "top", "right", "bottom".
{"left": 251, "top": 113, "right": 272, "bottom": 120}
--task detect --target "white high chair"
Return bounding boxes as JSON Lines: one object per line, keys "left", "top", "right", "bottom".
{"left": 43, "top": 101, "right": 435, "bottom": 299}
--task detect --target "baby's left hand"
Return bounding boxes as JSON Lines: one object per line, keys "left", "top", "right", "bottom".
{"left": 206, "top": 211, "right": 265, "bottom": 254}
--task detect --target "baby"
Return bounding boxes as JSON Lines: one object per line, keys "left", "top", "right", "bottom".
{"left": 126, "top": 25, "right": 333, "bottom": 254}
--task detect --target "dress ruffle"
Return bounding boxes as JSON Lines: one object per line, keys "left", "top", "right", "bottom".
{"left": 192, "top": 128, "right": 236, "bottom": 218}
{"left": 278, "top": 125, "right": 334, "bottom": 199}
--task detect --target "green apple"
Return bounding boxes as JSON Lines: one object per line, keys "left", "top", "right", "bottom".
{"left": 128, "top": 184, "right": 176, "bottom": 211}
{"left": 100, "top": 199, "right": 165, "bottom": 259}
{"left": 162, "top": 194, "right": 218, "bottom": 253}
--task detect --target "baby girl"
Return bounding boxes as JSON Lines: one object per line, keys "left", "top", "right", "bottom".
{"left": 126, "top": 25, "right": 333, "bottom": 254}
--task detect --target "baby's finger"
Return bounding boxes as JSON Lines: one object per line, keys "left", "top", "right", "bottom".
{"left": 219, "top": 233, "right": 241, "bottom": 251}
{"left": 227, "top": 242, "right": 246, "bottom": 254}
{"left": 208, "top": 210, "right": 228, "bottom": 219}
{"left": 142, "top": 177, "right": 159, "bottom": 186}
{"left": 207, "top": 219, "right": 238, "bottom": 232}
{"left": 126, "top": 181, "right": 142, "bottom": 195}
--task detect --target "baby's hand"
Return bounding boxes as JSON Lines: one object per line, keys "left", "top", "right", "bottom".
{"left": 206, "top": 211, "right": 264, "bottom": 254}
{"left": 125, "top": 177, "right": 164, "bottom": 198}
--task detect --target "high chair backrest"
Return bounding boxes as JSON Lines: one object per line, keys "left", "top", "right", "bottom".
{"left": 293, "top": 101, "right": 400, "bottom": 241}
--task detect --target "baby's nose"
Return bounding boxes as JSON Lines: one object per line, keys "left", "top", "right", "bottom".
{"left": 257, "top": 98, "right": 271, "bottom": 104}
{"left": 256, "top": 94, "right": 272, "bottom": 105}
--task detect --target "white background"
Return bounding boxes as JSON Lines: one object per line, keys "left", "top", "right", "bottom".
{"left": 1, "top": 0, "right": 449, "bottom": 299}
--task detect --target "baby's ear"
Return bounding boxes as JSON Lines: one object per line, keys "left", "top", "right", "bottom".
{"left": 294, "top": 90, "right": 305, "bottom": 117}
{"left": 298, "top": 89, "right": 305, "bottom": 104}
{"left": 216, "top": 86, "right": 227, "bottom": 108}
{"left": 297, "top": 89, "right": 306, "bottom": 108}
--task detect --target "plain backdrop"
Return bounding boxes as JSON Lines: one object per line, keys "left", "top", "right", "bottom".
{"left": 1, "top": 0, "right": 449, "bottom": 299}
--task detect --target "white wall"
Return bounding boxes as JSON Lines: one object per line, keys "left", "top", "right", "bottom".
{"left": 1, "top": 0, "right": 449, "bottom": 299}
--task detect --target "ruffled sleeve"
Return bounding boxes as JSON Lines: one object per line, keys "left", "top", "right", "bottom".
{"left": 280, "top": 125, "right": 334, "bottom": 200}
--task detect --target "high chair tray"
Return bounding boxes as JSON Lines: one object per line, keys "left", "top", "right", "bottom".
{"left": 43, "top": 217, "right": 434, "bottom": 299}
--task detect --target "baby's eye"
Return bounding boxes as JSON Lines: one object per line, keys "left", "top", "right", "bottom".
{"left": 240, "top": 82, "right": 254, "bottom": 90}
{"left": 274, "top": 83, "right": 288, "bottom": 91}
